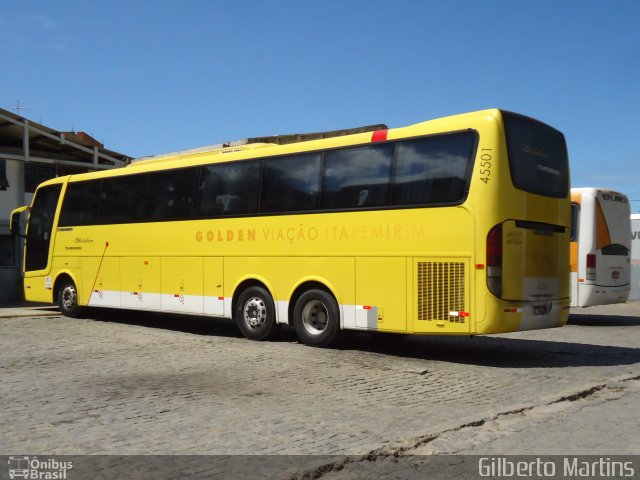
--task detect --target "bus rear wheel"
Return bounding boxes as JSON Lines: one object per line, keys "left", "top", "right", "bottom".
{"left": 235, "top": 286, "right": 277, "bottom": 341}
{"left": 57, "top": 278, "right": 81, "bottom": 318}
{"left": 293, "top": 289, "right": 340, "bottom": 347}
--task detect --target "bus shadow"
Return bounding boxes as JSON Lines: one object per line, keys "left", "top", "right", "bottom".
{"left": 568, "top": 314, "right": 640, "bottom": 327}
{"left": 85, "top": 308, "right": 246, "bottom": 339}
{"left": 81, "top": 309, "right": 640, "bottom": 369}
{"left": 340, "top": 332, "right": 640, "bottom": 369}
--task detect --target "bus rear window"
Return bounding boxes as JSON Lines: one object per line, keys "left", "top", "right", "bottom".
{"left": 502, "top": 111, "right": 569, "bottom": 198}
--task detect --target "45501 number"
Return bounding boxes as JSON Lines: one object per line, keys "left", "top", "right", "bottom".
{"left": 479, "top": 148, "right": 492, "bottom": 184}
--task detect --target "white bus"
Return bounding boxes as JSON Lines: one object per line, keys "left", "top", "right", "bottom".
{"left": 630, "top": 214, "right": 640, "bottom": 301}
{"left": 570, "top": 188, "right": 631, "bottom": 307}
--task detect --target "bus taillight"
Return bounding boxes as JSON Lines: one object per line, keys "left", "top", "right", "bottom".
{"left": 586, "top": 253, "right": 596, "bottom": 281}
{"left": 487, "top": 223, "right": 503, "bottom": 297}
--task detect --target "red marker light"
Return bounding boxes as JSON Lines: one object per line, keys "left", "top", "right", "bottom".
{"left": 371, "top": 129, "right": 388, "bottom": 142}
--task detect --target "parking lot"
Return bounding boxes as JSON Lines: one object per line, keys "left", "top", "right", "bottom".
{"left": 1, "top": 302, "right": 639, "bottom": 476}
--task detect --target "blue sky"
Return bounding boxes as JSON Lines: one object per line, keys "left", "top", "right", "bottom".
{"left": 2, "top": 1, "right": 640, "bottom": 210}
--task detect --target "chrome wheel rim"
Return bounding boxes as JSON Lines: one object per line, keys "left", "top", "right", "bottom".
{"left": 301, "top": 300, "right": 329, "bottom": 335}
{"left": 243, "top": 297, "right": 266, "bottom": 329}
{"left": 61, "top": 285, "right": 77, "bottom": 311}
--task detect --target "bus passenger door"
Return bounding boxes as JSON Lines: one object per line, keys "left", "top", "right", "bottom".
{"left": 24, "top": 184, "right": 62, "bottom": 274}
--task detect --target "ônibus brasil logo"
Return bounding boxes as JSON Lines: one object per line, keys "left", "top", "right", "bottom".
{"left": 8, "top": 456, "right": 73, "bottom": 479}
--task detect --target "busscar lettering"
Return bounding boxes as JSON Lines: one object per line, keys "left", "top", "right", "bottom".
{"left": 537, "top": 164, "right": 560, "bottom": 176}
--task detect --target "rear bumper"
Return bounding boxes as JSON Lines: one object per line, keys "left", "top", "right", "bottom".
{"left": 576, "top": 283, "right": 630, "bottom": 307}
{"left": 516, "top": 298, "right": 570, "bottom": 331}
{"left": 480, "top": 294, "right": 570, "bottom": 333}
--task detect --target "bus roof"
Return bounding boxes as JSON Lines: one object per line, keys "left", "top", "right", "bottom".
{"left": 131, "top": 123, "right": 387, "bottom": 166}
{"left": 36, "top": 108, "right": 509, "bottom": 186}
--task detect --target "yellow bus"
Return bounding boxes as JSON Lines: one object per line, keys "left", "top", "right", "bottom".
{"left": 570, "top": 187, "right": 631, "bottom": 307}
{"left": 11, "top": 109, "right": 571, "bottom": 347}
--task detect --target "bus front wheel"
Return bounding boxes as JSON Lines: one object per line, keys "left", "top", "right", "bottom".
{"left": 293, "top": 289, "right": 340, "bottom": 347}
{"left": 235, "top": 286, "right": 277, "bottom": 341}
{"left": 57, "top": 278, "right": 81, "bottom": 318}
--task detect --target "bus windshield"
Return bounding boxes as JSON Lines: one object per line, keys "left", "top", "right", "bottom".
{"left": 25, "top": 184, "right": 62, "bottom": 272}
{"left": 503, "top": 111, "right": 569, "bottom": 199}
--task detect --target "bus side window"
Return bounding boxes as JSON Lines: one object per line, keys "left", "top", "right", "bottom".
{"left": 101, "top": 174, "right": 147, "bottom": 223}
{"left": 199, "top": 161, "right": 261, "bottom": 217}
{"left": 261, "top": 153, "right": 321, "bottom": 213}
{"left": 146, "top": 168, "right": 199, "bottom": 220}
{"left": 322, "top": 144, "right": 393, "bottom": 210}
{"left": 198, "top": 167, "right": 223, "bottom": 215}
{"left": 392, "top": 132, "right": 475, "bottom": 206}
{"left": 59, "top": 180, "right": 101, "bottom": 226}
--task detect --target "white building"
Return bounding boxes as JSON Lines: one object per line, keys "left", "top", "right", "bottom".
{"left": 0, "top": 107, "right": 130, "bottom": 303}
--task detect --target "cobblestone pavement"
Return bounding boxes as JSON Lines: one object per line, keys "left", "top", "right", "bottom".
{"left": 1, "top": 302, "right": 639, "bottom": 476}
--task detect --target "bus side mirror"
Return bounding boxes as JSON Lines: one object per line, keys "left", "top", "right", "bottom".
{"left": 10, "top": 206, "right": 30, "bottom": 237}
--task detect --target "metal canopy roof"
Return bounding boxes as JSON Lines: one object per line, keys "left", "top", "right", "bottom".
{"left": 0, "top": 107, "right": 131, "bottom": 169}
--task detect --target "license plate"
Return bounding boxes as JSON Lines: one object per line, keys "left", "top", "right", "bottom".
{"left": 534, "top": 304, "right": 549, "bottom": 315}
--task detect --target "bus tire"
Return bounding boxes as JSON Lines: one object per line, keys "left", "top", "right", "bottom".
{"left": 57, "top": 278, "right": 81, "bottom": 318}
{"left": 235, "top": 286, "right": 277, "bottom": 341}
{"left": 293, "top": 289, "right": 340, "bottom": 348}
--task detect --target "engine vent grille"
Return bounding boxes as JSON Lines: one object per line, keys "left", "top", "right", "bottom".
{"left": 417, "top": 261, "right": 466, "bottom": 322}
